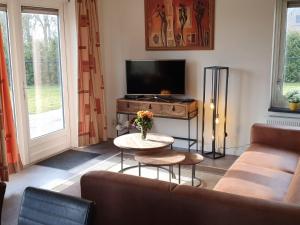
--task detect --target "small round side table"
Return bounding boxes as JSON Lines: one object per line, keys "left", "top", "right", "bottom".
{"left": 178, "top": 152, "right": 204, "bottom": 187}
{"left": 135, "top": 150, "right": 185, "bottom": 182}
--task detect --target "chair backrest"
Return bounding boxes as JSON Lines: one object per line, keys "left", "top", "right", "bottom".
{"left": 18, "top": 187, "right": 94, "bottom": 225}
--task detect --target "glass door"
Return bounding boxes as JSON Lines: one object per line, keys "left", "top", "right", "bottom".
{"left": 21, "top": 6, "right": 71, "bottom": 161}
{"left": 22, "top": 7, "right": 65, "bottom": 139}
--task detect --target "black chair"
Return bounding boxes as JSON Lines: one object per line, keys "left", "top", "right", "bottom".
{"left": 18, "top": 187, "right": 94, "bottom": 225}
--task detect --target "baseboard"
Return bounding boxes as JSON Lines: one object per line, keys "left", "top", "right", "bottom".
{"left": 225, "top": 147, "right": 245, "bottom": 156}
{"left": 172, "top": 142, "right": 246, "bottom": 156}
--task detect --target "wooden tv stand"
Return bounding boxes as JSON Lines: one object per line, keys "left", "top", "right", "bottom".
{"left": 116, "top": 98, "right": 198, "bottom": 151}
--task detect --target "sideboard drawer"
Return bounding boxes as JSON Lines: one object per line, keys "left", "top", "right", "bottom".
{"left": 116, "top": 99, "right": 197, "bottom": 119}
{"left": 117, "top": 101, "right": 141, "bottom": 113}
{"left": 160, "top": 104, "right": 187, "bottom": 118}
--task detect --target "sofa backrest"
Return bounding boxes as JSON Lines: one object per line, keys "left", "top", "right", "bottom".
{"left": 251, "top": 123, "right": 300, "bottom": 153}
{"left": 81, "top": 171, "right": 300, "bottom": 225}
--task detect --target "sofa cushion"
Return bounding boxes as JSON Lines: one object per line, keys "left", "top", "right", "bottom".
{"left": 238, "top": 144, "right": 299, "bottom": 174}
{"left": 214, "top": 162, "right": 293, "bottom": 202}
{"left": 285, "top": 160, "right": 300, "bottom": 205}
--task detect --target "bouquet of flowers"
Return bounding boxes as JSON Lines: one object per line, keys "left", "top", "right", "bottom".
{"left": 132, "top": 111, "right": 154, "bottom": 140}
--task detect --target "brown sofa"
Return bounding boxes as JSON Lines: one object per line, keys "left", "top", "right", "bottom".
{"left": 81, "top": 124, "right": 300, "bottom": 225}
{"left": 214, "top": 123, "right": 300, "bottom": 204}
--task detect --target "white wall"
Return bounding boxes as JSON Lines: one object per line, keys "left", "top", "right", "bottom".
{"left": 99, "top": 0, "right": 276, "bottom": 155}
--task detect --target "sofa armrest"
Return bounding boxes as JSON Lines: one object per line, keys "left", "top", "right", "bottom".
{"left": 81, "top": 171, "right": 300, "bottom": 225}
{"left": 251, "top": 123, "right": 300, "bottom": 153}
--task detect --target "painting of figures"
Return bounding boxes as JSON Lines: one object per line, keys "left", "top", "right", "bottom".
{"left": 145, "top": 0, "right": 215, "bottom": 50}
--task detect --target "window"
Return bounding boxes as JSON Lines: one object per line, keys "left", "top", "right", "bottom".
{"left": 21, "top": 7, "right": 65, "bottom": 139}
{"left": 271, "top": 0, "right": 300, "bottom": 111}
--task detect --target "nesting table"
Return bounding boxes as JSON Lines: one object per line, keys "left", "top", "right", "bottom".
{"left": 135, "top": 150, "right": 185, "bottom": 181}
{"left": 114, "top": 133, "right": 203, "bottom": 185}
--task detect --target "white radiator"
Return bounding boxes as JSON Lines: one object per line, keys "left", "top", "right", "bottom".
{"left": 266, "top": 116, "right": 300, "bottom": 127}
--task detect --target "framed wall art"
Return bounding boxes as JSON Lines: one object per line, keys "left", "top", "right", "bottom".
{"left": 145, "top": 0, "right": 215, "bottom": 50}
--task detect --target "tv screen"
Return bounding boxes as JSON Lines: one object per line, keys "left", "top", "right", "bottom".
{"left": 126, "top": 60, "right": 185, "bottom": 95}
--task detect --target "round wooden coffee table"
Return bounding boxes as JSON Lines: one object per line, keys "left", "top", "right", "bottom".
{"left": 114, "top": 133, "right": 175, "bottom": 173}
{"left": 114, "top": 133, "right": 174, "bottom": 150}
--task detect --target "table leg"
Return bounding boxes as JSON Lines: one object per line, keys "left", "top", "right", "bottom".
{"left": 169, "top": 166, "right": 172, "bottom": 182}
{"left": 121, "top": 149, "right": 124, "bottom": 173}
{"left": 192, "top": 165, "right": 195, "bottom": 186}
{"left": 171, "top": 165, "right": 176, "bottom": 179}
{"left": 196, "top": 114, "right": 199, "bottom": 152}
{"left": 139, "top": 163, "right": 141, "bottom": 176}
{"left": 188, "top": 118, "right": 191, "bottom": 152}
{"left": 178, "top": 164, "right": 181, "bottom": 184}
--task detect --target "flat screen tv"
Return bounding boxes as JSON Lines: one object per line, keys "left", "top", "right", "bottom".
{"left": 126, "top": 60, "right": 185, "bottom": 95}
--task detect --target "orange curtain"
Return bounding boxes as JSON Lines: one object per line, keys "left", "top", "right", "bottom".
{"left": 76, "top": 0, "right": 108, "bottom": 146}
{"left": 0, "top": 26, "right": 22, "bottom": 181}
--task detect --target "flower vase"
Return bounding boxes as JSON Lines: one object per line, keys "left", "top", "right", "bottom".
{"left": 289, "top": 102, "right": 298, "bottom": 111}
{"left": 141, "top": 128, "right": 147, "bottom": 140}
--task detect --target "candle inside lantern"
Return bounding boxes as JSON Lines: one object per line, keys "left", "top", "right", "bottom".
{"left": 215, "top": 114, "right": 220, "bottom": 124}
{"left": 210, "top": 99, "right": 215, "bottom": 110}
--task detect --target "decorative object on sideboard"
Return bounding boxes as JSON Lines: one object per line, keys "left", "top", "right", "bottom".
{"left": 201, "top": 66, "right": 229, "bottom": 159}
{"left": 132, "top": 111, "right": 154, "bottom": 140}
{"left": 285, "top": 90, "right": 300, "bottom": 111}
{"left": 144, "top": 0, "right": 215, "bottom": 50}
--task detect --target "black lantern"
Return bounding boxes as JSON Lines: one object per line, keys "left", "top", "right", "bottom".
{"left": 201, "top": 66, "right": 229, "bottom": 159}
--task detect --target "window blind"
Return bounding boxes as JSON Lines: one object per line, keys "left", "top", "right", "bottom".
{"left": 21, "top": 6, "right": 58, "bottom": 16}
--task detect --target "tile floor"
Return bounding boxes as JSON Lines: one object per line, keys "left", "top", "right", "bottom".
{"left": 2, "top": 140, "right": 238, "bottom": 225}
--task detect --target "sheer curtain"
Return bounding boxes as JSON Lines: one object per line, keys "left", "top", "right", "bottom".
{"left": 76, "top": 0, "right": 107, "bottom": 146}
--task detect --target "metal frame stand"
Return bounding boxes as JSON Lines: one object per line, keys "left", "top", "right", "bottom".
{"left": 201, "top": 66, "right": 229, "bottom": 159}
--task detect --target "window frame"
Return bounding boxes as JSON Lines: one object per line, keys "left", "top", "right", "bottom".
{"left": 270, "top": 0, "right": 300, "bottom": 113}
